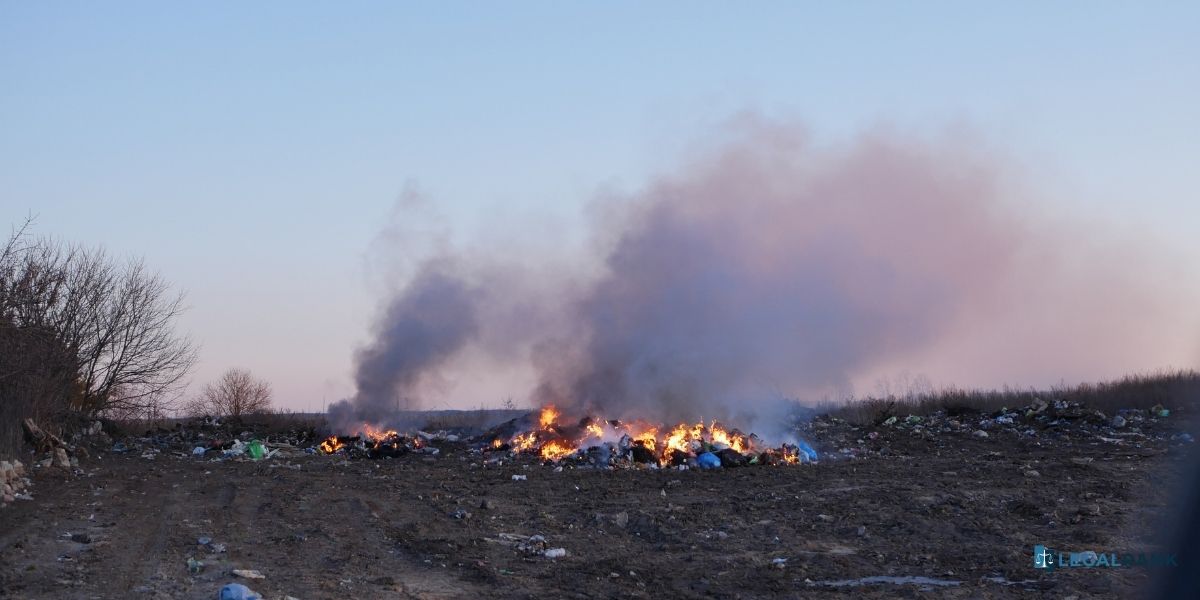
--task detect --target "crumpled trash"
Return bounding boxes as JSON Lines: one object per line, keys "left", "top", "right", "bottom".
{"left": 904, "top": 415, "right": 922, "bottom": 425}
{"left": 187, "top": 557, "right": 204, "bottom": 574}
{"left": 232, "top": 569, "right": 265, "bottom": 579}
{"left": 696, "top": 452, "right": 721, "bottom": 469}
{"left": 511, "top": 474, "right": 527, "bottom": 481}
{"left": 111, "top": 442, "right": 129, "bottom": 453}
{"left": 247, "top": 440, "right": 266, "bottom": 460}
{"left": 218, "top": 583, "right": 261, "bottom": 600}
{"left": 223, "top": 440, "right": 246, "bottom": 458}
{"left": 795, "top": 440, "right": 818, "bottom": 462}
{"left": 882, "top": 416, "right": 898, "bottom": 426}
{"left": 544, "top": 548, "right": 567, "bottom": 558}
{"left": 192, "top": 447, "right": 207, "bottom": 456}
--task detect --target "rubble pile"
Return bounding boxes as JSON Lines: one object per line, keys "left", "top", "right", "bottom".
{"left": 1, "top": 458, "right": 31, "bottom": 505}
{"left": 478, "top": 406, "right": 819, "bottom": 469}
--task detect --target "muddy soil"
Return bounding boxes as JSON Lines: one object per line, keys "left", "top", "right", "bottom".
{"left": 1, "top": 424, "right": 1194, "bottom": 599}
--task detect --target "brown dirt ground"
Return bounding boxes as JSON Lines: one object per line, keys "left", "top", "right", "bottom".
{"left": 0, "top": 425, "right": 1194, "bottom": 599}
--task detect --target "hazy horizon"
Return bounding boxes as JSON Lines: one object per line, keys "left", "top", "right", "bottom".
{"left": 4, "top": 3, "right": 1198, "bottom": 412}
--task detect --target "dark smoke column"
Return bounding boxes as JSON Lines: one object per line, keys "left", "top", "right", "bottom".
{"left": 351, "top": 262, "right": 480, "bottom": 421}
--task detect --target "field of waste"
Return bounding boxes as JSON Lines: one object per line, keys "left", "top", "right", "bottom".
{"left": 1, "top": 399, "right": 1195, "bottom": 599}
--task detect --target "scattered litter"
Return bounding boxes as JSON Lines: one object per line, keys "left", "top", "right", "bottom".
{"left": 192, "top": 447, "right": 207, "bottom": 456}
{"left": 807, "top": 575, "right": 961, "bottom": 588}
{"left": 544, "top": 548, "right": 567, "bottom": 559}
{"left": 232, "top": 569, "right": 265, "bottom": 579}
{"left": 511, "top": 474, "right": 527, "bottom": 481}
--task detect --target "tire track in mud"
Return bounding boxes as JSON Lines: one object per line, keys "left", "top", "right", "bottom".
{"left": 110, "top": 466, "right": 189, "bottom": 595}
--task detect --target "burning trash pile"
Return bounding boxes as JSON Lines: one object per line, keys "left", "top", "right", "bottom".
{"left": 482, "top": 406, "right": 817, "bottom": 468}
{"left": 317, "top": 424, "right": 431, "bottom": 459}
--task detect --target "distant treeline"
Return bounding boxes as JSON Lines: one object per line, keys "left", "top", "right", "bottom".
{"left": 822, "top": 370, "right": 1200, "bottom": 426}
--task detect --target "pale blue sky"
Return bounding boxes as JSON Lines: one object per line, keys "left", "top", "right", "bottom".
{"left": 3, "top": 3, "right": 1197, "bottom": 410}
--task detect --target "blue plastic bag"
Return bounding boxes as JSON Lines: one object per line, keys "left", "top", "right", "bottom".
{"left": 218, "top": 583, "right": 260, "bottom": 600}
{"left": 696, "top": 452, "right": 721, "bottom": 469}
{"left": 796, "top": 440, "right": 818, "bottom": 462}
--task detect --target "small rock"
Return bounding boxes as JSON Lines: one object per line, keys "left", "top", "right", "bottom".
{"left": 972, "top": 430, "right": 989, "bottom": 438}
{"left": 1024, "top": 470, "right": 1040, "bottom": 478}
{"left": 53, "top": 448, "right": 71, "bottom": 469}
{"left": 612, "top": 511, "right": 629, "bottom": 528}
{"left": 1110, "top": 416, "right": 1126, "bottom": 428}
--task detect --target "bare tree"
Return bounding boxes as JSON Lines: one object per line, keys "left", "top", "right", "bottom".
{"left": 0, "top": 221, "right": 197, "bottom": 446}
{"left": 185, "top": 368, "right": 273, "bottom": 417}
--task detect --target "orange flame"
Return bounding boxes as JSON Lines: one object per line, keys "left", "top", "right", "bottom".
{"left": 318, "top": 436, "right": 344, "bottom": 454}
{"left": 539, "top": 405, "right": 560, "bottom": 429}
{"left": 539, "top": 439, "right": 576, "bottom": 461}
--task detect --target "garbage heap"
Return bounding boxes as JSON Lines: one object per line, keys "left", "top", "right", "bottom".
{"left": 480, "top": 406, "right": 818, "bottom": 469}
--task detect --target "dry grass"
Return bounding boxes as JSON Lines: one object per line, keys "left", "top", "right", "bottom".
{"left": 821, "top": 369, "right": 1200, "bottom": 426}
